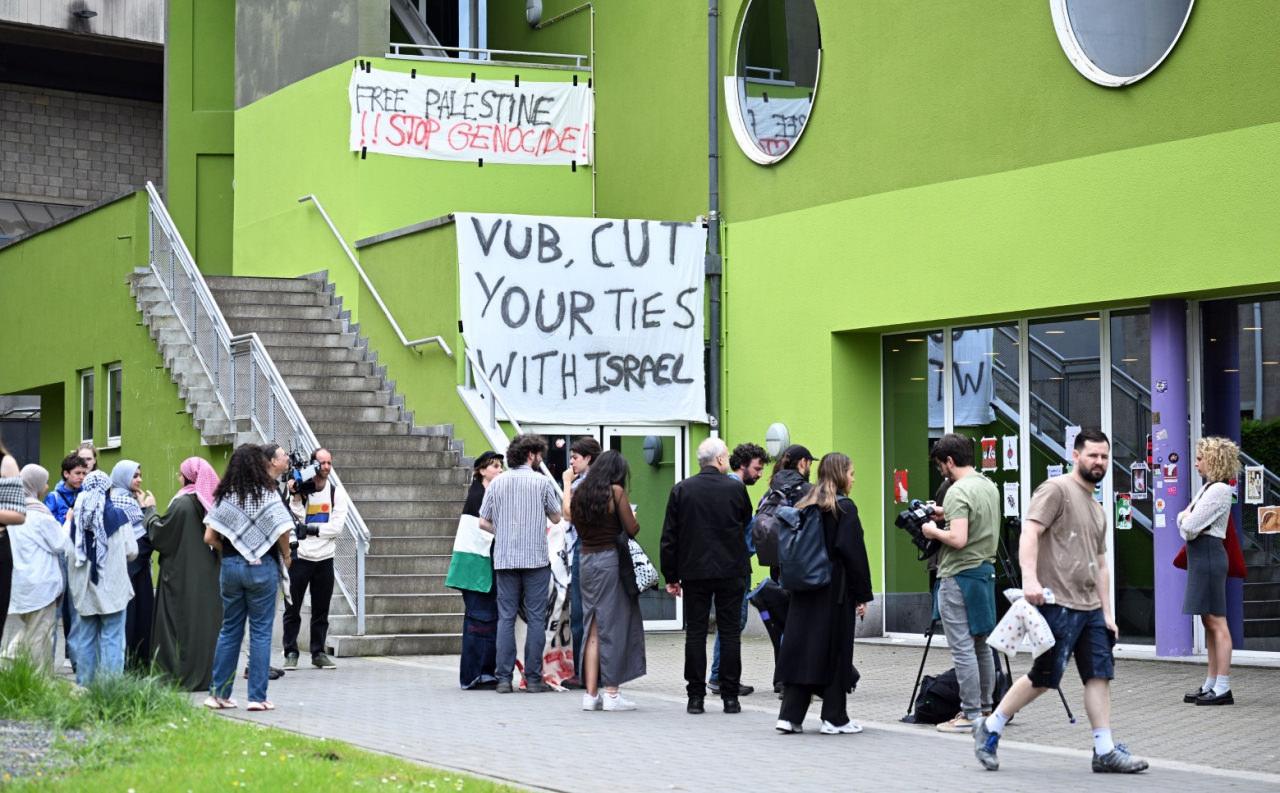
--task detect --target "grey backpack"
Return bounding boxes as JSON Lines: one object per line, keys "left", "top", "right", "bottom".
{"left": 776, "top": 504, "right": 831, "bottom": 592}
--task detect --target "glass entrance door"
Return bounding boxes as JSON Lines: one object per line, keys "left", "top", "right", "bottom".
{"left": 605, "top": 425, "right": 686, "bottom": 630}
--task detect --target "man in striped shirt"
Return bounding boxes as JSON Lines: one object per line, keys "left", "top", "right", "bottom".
{"left": 480, "top": 434, "right": 563, "bottom": 693}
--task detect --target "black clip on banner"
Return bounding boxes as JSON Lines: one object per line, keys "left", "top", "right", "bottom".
{"left": 360, "top": 146, "right": 367, "bottom": 160}
{"left": 573, "top": 75, "right": 578, "bottom": 86}
{"left": 478, "top": 158, "right": 484, "bottom": 168}
{"left": 571, "top": 160, "right": 577, "bottom": 172}
{"left": 411, "top": 68, "right": 416, "bottom": 79}
{"left": 514, "top": 74, "right": 520, "bottom": 87}
{"left": 364, "top": 61, "right": 372, "bottom": 73}
{"left": 470, "top": 72, "right": 477, "bottom": 83}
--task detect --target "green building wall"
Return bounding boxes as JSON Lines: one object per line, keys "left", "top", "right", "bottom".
{"left": 0, "top": 193, "right": 231, "bottom": 503}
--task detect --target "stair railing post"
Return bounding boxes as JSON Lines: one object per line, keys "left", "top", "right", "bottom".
{"left": 356, "top": 540, "right": 366, "bottom": 635}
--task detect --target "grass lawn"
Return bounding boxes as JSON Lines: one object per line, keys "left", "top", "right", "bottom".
{"left": 0, "top": 657, "right": 513, "bottom": 792}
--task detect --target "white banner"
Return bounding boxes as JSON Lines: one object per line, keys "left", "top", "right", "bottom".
{"left": 349, "top": 66, "right": 592, "bottom": 165}
{"left": 458, "top": 213, "right": 707, "bottom": 424}
{"left": 743, "top": 95, "right": 811, "bottom": 158}
{"left": 928, "top": 329, "right": 997, "bottom": 428}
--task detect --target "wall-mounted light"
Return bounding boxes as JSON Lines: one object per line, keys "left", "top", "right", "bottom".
{"left": 73, "top": 8, "right": 98, "bottom": 19}
{"left": 765, "top": 423, "right": 790, "bottom": 458}
{"left": 642, "top": 435, "right": 663, "bottom": 467}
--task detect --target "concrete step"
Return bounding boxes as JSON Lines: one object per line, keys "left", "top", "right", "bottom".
{"left": 283, "top": 373, "right": 385, "bottom": 392}
{"left": 364, "top": 572, "right": 453, "bottom": 595}
{"left": 207, "top": 275, "right": 320, "bottom": 294}
{"left": 1244, "top": 581, "right": 1280, "bottom": 599}
{"left": 220, "top": 303, "right": 339, "bottom": 322}
{"left": 368, "top": 536, "right": 457, "bottom": 555}
{"left": 224, "top": 316, "right": 347, "bottom": 335}
{"left": 322, "top": 434, "right": 454, "bottom": 452}
{"left": 264, "top": 346, "right": 367, "bottom": 363}
{"left": 331, "top": 613, "right": 463, "bottom": 635}
{"left": 255, "top": 330, "right": 359, "bottom": 349}
{"left": 212, "top": 289, "right": 332, "bottom": 308}
{"left": 340, "top": 467, "right": 470, "bottom": 485}
{"left": 299, "top": 404, "right": 401, "bottom": 422}
{"left": 275, "top": 359, "right": 377, "bottom": 377}
{"left": 346, "top": 484, "right": 463, "bottom": 502}
{"left": 329, "top": 632, "right": 461, "bottom": 657}
{"left": 363, "top": 517, "right": 461, "bottom": 537}
{"left": 310, "top": 420, "right": 413, "bottom": 436}
{"left": 323, "top": 450, "right": 458, "bottom": 467}
{"left": 363, "top": 592, "right": 464, "bottom": 614}
{"left": 364, "top": 554, "right": 452, "bottom": 575}
{"left": 359, "top": 501, "right": 465, "bottom": 519}
{"left": 1243, "top": 618, "right": 1280, "bottom": 638}
{"left": 1244, "top": 599, "right": 1280, "bottom": 619}
{"left": 293, "top": 389, "right": 394, "bottom": 408}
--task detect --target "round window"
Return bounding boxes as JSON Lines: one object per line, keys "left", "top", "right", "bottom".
{"left": 725, "top": 0, "right": 821, "bottom": 165}
{"left": 1051, "top": 0, "right": 1194, "bottom": 87}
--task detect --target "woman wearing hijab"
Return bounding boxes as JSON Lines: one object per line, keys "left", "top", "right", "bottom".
{"left": 0, "top": 440, "right": 25, "bottom": 631}
{"left": 147, "top": 457, "right": 222, "bottom": 690}
{"left": 66, "top": 470, "right": 139, "bottom": 685}
{"left": 450, "top": 450, "right": 503, "bottom": 689}
{"left": 3, "top": 465, "right": 65, "bottom": 673}
{"left": 204, "top": 444, "right": 294, "bottom": 711}
{"left": 110, "top": 460, "right": 157, "bottom": 668}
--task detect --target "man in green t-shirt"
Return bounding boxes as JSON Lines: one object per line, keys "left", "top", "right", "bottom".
{"left": 921, "top": 433, "right": 1000, "bottom": 734}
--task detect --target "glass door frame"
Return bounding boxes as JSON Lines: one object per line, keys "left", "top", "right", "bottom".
{"left": 880, "top": 307, "right": 1145, "bottom": 642}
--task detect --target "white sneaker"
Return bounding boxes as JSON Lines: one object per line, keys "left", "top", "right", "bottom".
{"left": 820, "top": 720, "right": 863, "bottom": 735}
{"left": 581, "top": 693, "right": 602, "bottom": 711}
{"left": 775, "top": 719, "right": 804, "bottom": 734}
{"left": 602, "top": 691, "right": 636, "bottom": 711}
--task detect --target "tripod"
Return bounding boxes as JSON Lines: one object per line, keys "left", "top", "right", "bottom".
{"left": 904, "top": 517, "right": 1075, "bottom": 724}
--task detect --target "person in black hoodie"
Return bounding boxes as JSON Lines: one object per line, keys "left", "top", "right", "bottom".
{"left": 660, "top": 437, "right": 753, "bottom": 716}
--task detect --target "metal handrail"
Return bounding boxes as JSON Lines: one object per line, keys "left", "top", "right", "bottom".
{"left": 387, "top": 42, "right": 589, "bottom": 69}
{"left": 146, "top": 182, "right": 370, "bottom": 634}
{"left": 298, "top": 195, "right": 453, "bottom": 358}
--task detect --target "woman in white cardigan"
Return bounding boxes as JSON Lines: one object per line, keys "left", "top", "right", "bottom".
{"left": 1177, "top": 436, "right": 1240, "bottom": 706}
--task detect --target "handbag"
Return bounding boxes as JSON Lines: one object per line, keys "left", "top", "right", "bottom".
{"left": 613, "top": 501, "right": 658, "bottom": 594}
{"left": 1173, "top": 513, "right": 1246, "bottom": 579}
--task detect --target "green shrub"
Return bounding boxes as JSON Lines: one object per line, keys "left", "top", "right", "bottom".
{"left": 0, "top": 654, "right": 86, "bottom": 728}
{"left": 1242, "top": 417, "right": 1280, "bottom": 471}
{"left": 0, "top": 654, "right": 190, "bottom": 730}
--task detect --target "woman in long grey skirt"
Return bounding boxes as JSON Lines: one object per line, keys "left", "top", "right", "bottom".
{"left": 1177, "top": 436, "right": 1240, "bottom": 706}
{"left": 571, "top": 450, "right": 646, "bottom": 712}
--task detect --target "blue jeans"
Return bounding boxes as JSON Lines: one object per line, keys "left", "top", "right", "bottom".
{"left": 69, "top": 609, "right": 126, "bottom": 686}
{"left": 210, "top": 556, "right": 279, "bottom": 703}
{"left": 495, "top": 566, "right": 551, "bottom": 684}
{"left": 710, "top": 578, "right": 752, "bottom": 682}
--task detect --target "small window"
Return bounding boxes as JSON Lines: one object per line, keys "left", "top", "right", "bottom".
{"left": 79, "top": 370, "right": 95, "bottom": 444}
{"left": 1051, "top": 0, "right": 1194, "bottom": 87}
{"left": 106, "top": 365, "right": 122, "bottom": 446}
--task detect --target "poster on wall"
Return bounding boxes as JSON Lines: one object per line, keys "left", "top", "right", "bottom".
{"left": 1130, "top": 461, "right": 1149, "bottom": 501}
{"left": 927, "top": 329, "right": 996, "bottom": 429}
{"left": 1260, "top": 506, "right": 1280, "bottom": 534}
{"left": 457, "top": 213, "right": 706, "bottom": 423}
{"left": 1002, "top": 435, "right": 1019, "bottom": 471}
{"left": 1046, "top": 463, "right": 1064, "bottom": 479}
{"left": 1064, "top": 425, "right": 1082, "bottom": 460}
{"left": 1245, "top": 465, "right": 1266, "bottom": 505}
{"left": 348, "top": 66, "right": 593, "bottom": 165}
{"left": 980, "top": 437, "right": 998, "bottom": 472}
{"left": 1115, "top": 492, "right": 1133, "bottom": 530}
{"left": 1003, "top": 482, "right": 1020, "bottom": 518}
{"left": 893, "top": 470, "right": 910, "bottom": 504}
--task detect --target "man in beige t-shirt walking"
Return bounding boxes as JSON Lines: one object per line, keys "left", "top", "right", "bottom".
{"left": 973, "top": 429, "right": 1148, "bottom": 774}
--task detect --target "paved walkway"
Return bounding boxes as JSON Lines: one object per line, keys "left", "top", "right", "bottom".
{"left": 208, "top": 634, "right": 1280, "bottom": 792}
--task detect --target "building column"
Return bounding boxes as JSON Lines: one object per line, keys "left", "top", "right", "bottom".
{"left": 1200, "top": 300, "right": 1246, "bottom": 647}
{"left": 1151, "top": 299, "right": 1193, "bottom": 656}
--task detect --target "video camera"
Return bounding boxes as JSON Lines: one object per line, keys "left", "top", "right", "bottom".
{"left": 894, "top": 498, "right": 943, "bottom": 561}
{"left": 287, "top": 449, "right": 322, "bottom": 497}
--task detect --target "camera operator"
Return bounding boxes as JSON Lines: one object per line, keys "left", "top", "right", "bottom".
{"left": 920, "top": 433, "right": 1000, "bottom": 734}
{"left": 282, "top": 448, "right": 347, "bottom": 671}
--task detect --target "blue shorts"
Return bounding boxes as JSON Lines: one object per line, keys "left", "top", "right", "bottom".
{"left": 1027, "top": 605, "right": 1115, "bottom": 689}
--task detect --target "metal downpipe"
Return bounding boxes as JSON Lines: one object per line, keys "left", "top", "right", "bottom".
{"left": 706, "top": 0, "right": 722, "bottom": 432}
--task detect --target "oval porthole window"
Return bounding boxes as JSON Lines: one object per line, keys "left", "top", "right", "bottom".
{"left": 725, "top": 0, "right": 821, "bottom": 165}
{"left": 1050, "top": 0, "right": 1194, "bottom": 87}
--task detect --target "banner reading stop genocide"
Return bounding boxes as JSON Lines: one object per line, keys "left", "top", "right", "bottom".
{"left": 458, "top": 213, "right": 707, "bottom": 424}
{"left": 348, "top": 66, "right": 592, "bottom": 165}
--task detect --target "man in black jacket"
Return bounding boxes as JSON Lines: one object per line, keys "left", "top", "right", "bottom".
{"left": 661, "top": 437, "right": 754, "bottom": 715}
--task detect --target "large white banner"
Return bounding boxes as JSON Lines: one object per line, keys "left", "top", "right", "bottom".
{"left": 928, "top": 329, "right": 997, "bottom": 429}
{"left": 458, "top": 213, "right": 707, "bottom": 424}
{"left": 743, "top": 95, "right": 810, "bottom": 158}
{"left": 349, "top": 66, "right": 592, "bottom": 165}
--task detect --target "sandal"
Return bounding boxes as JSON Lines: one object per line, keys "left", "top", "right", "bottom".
{"left": 246, "top": 700, "right": 276, "bottom": 712}
{"left": 202, "top": 696, "right": 237, "bottom": 710}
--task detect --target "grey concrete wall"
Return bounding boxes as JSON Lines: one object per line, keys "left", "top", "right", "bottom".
{"left": 0, "top": 0, "right": 164, "bottom": 44}
{"left": 0, "top": 81, "right": 162, "bottom": 204}
{"left": 235, "top": 0, "right": 388, "bottom": 108}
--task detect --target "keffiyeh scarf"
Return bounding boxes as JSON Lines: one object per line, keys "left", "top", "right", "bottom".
{"left": 110, "top": 459, "right": 146, "bottom": 540}
{"left": 73, "top": 471, "right": 122, "bottom": 584}
{"left": 206, "top": 488, "right": 294, "bottom": 562}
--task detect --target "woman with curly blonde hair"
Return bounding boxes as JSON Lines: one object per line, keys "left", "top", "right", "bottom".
{"left": 1177, "top": 436, "right": 1241, "bottom": 706}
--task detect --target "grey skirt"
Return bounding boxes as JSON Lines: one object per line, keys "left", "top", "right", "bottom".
{"left": 1182, "top": 534, "right": 1227, "bottom": 616}
{"left": 579, "top": 548, "right": 647, "bottom": 687}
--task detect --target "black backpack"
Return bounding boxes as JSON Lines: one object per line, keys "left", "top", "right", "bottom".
{"left": 751, "top": 488, "right": 789, "bottom": 567}
{"left": 913, "top": 660, "right": 1011, "bottom": 724}
{"left": 776, "top": 504, "right": 831, "bottom": 592}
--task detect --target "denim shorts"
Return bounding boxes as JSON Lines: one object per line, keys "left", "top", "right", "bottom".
{"left": 1027, "top": 604, "right": 1115, "bottom": 688}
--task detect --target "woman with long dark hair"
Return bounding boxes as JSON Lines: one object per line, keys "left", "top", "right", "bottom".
{"left": 204, "top": 444, "right": 294, "bottom": 711}
{"left": 572, "top": 450, "right": 646, "bottom": 711}
{"left": 1178, "top": 436, "right": 1241, "bottom": 705}
{"left": 451, "top": 450, "right": 503, "bottom": 689}
{"left": 774, "top": 452, "right": 873, "bottom": 735}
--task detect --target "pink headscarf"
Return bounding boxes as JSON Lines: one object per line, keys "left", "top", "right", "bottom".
{"left": 174, "top": 457, "right": 219, "bottom": 511}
